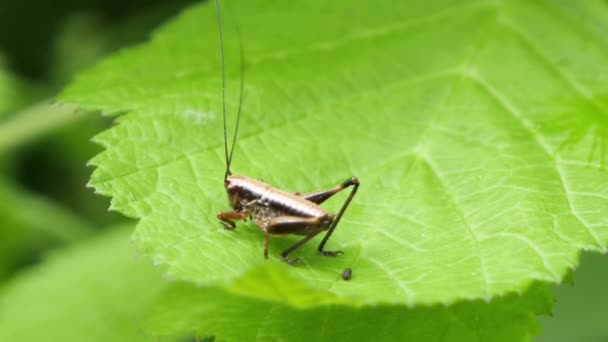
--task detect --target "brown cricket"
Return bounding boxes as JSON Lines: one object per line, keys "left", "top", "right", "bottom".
{"left": 213, "top": 0, "right": 359, "bottom": 265}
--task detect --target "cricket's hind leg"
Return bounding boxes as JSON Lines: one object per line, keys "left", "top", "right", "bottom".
{"left": 299, "top": 177, "right": 359, "bottom": 205}
{"left": 217, "top": 211, "right": 249, "bottom": 230}
{"left": 296, "top": 177, "right": 360, "bottom": 256}
{"left": 315, "top": 177, "right": 360, "bottom": 256}
{"left": 266, "top": 215, "right": 327, "bottom": 265}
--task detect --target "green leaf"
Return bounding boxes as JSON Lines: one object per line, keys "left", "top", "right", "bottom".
{"left": 0, "top": 179, "right": 92, "bottom": 280}
{"left": 61, "top": 0, "right": 608, "bottom": 306}
{"left": 147, "top": 282, "right": 552, "bottom": 342}
{"left": 0, "top": 60, "right": 41, "bottom": 116}
{"left": 0, "top": 224, "right": 164, "bottom": 342}
{"left": 0, "top": 222, "right": 551, "bottom": 342}
{"left": 0, "top": 64, "right": 22, "bottom": 116}
{"left": 539, "top": 252, "right": 608, "bottom": 341}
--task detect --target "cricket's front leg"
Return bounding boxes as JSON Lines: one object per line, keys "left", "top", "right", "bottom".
{"left": 217, "top": 211, "right": 249, "bottom": 230}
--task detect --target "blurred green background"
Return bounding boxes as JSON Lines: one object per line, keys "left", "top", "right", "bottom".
{"left": 0, "top": 0, "right": 606, "bottom": 340}
{"left": 0, "top": 0, "right": 197, "bottom": 280}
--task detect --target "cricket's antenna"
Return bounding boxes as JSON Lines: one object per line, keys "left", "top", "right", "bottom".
{"left": 215, "top": 0, "right": 243, "bottom": 180}
{"left": 216, "top": 0, "right": 230, "bottom": 179}
{"left": 226, "top": 26, "right": 243, "bottom": 175}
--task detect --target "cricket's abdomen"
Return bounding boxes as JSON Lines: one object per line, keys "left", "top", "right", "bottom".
{"left": 226, "top": 175, "right": 329, "bottom": 220}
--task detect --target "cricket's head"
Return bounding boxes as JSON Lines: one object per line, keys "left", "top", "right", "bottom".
{"left": 224, "top": 174, "right": 259, "bottom": 210}
{"left": 224, "top": 176, "right": 241, "bottom": 210}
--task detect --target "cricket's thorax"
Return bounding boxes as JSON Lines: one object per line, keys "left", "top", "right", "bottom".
{"left": 225, "top": 175, "right": 329, "bottom": 220}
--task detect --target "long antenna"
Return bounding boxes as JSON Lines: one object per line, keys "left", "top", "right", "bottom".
{"left": 215, "top": 0, "right": 243, "bottom": 180}
{"left": 226, "top": 26, "right": 243, "bottom": 174}
{"left": 216, "top": 0, "right": 230, "bottom": 178}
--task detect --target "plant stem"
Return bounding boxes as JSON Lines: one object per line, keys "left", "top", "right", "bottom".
{"left": 0, "top": 101, "right": 90, "bottom": 153}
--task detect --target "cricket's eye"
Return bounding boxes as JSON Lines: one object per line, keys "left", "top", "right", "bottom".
{"left": 225, "top": 180, "right": 236, "bottom": 190}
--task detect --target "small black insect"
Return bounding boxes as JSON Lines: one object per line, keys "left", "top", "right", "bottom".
{"left": 342, "top": 267, "right": 352, "bottom": 280}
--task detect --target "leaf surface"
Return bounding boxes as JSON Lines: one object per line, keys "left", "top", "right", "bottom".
{"left": 0, "top": 180, "right": 92, "bottom": 280}
{"left": 147, "top": 282, "right": 551, "bottom": 342}
{"left": 0, "top": 62, "right": 32, "bottom": 116}
{"left": 61, "top": 0, "right": 608, "bottom": 306}
{"left": 0, "top": 225, "right": 163, "bottom": 342}
{"left": 0, "top": 223, "right": 551, "bottom": 342}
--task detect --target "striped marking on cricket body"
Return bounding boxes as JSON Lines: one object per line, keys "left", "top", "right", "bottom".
{"left": 227, "top": 175, "right": 329, "bottom": 218}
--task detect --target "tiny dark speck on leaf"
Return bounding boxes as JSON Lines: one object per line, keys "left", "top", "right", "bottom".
{"left": 342, "top": 267, "right": 352, "bottom": 280}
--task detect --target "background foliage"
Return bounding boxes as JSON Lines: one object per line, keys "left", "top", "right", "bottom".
{"left": 0, "top": 0, "right": 607, "bottom": 341}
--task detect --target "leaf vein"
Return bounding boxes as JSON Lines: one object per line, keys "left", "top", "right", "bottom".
{"left": 472, "top": 73, "right": 607, "bottom": 251}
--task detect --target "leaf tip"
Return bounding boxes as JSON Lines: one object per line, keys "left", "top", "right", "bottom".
{"left": 85, "top": 180, "right": 95, "bottom": 190}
